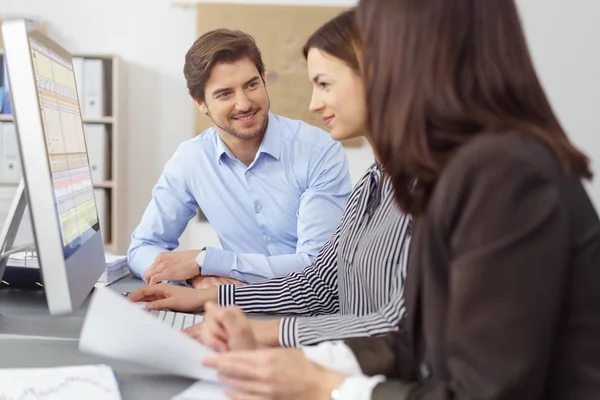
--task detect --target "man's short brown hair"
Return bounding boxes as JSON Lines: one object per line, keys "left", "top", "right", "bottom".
{"left": 184, "top": 29, "right": 266, "bottom": 102}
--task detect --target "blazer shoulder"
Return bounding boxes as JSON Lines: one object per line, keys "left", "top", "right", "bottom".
{"left": 442, "top": 133, "right": 559, "bottom": 188}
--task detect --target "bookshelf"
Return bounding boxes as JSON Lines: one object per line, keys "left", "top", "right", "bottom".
{"left": 0, "top": 51, "right": 126, "bottom": 254}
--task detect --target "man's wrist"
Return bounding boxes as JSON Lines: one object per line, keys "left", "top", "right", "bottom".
{"left": 195, "top": 247, "right": 207, "bottom": 271}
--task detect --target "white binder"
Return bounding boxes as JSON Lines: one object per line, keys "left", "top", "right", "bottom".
{"left": 84, "top": 123, "right": 109, "bottom": 183}
{"left": 82, "top": 59, "right": 104, "bottom": 118}
{"left": 0, "top": 186, "right": 33, "bottom": 246}
{"left": 1, "top": 122, "right": 22, "bottom": 182}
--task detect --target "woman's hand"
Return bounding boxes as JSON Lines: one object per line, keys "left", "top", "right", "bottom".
{"left": 183, "top": 303, "right": 281, "bottom": 350}
{"left": 204, "top": 348, "right": 346, "bottom": 400}
{"left": 127, "top": 283, "right": 217, "bottom": 313}
{"left": 184, "top": 302, "right": 259, "bottom": 352}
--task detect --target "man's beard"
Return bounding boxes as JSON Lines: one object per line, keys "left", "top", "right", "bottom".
{"left": 207, "top": 107, "right": 268, "bottom": 141}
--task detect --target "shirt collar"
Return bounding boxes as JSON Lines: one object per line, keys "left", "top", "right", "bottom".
{"left": 215, "top": 112, "right": 281, "bottom": 164}
{"left": 256, "top": 113, "right": 281, "bottom": 161}
{"left": 215, "top": 131, "right": 234, "bottom": 164}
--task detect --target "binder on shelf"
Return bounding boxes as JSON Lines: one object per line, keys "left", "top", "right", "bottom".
{"left": 1, "top": 122, "right": 22, "bottom": 182}
{"left": 84, "top": 123, "right": 109, "bottom": 182}
{"left": 0, "top": 186, "right": 33, "bottom": 246}
{"left": 82, "top": 58, "right": 104, "bottom": 118}
{"left": 1, "top": 56, "right": 11, "bottom": 115}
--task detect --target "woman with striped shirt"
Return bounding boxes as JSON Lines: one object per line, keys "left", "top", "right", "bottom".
{"left": 127, "top": 9, "right": 411, "bottom": 348}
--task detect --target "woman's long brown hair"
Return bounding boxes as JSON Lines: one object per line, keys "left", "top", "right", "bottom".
{"left": 356, "top": 0, "right": 592, "bottom": 215}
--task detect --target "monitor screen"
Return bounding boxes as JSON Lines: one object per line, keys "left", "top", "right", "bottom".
{"left": 29, "top": 39, "right": 99, "bottom": 260}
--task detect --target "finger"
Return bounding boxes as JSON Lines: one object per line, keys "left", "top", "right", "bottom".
{"left": 182, "top": 324, "right": 201, "bottom": 336}
{"left": 221, "top": 307, "right": 248, "bottom": 335}
{"left": 205, "top": 335, "right": 229, "bottom": 353}
{"left": 225, "top": 389, "right": 266, "bottom": 400}
{"left": 144, "top": 262, "right": 162, "bottom": 284}
{"left": 202, "top": 356, "right": 219, "bottom": 368}
{"left": 219, "top": 374, "right": 273, "bottom": 396}
{"left": 183, "top": 328, "right": 205, "bottom": 344}
{"left": 127, "top": 286, "right": 162, "bottom": 302}
{"left": 145, "top": 298, "right": 174, "bottom": 311}
{"left": 212, "top": 355, "right": 264, "bottom": 381}
{"left": 149, "top": 272, "right": 169, "bottom": 286}
{"left": 203, "top": 316, "right": 230, "bottom": 352}
{"left": 203, "top": 353, "right": 257, "bottom": 374}
{"left": 220, "top": 308, "right": 256, "bottom": 351}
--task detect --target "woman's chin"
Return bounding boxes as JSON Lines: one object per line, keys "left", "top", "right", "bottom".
{"left": 330, "top": 128, "right": 363, "bottom": 143}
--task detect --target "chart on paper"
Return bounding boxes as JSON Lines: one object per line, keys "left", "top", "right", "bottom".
{"left": 0, "top": 364, "right": 122, "bottom": 400}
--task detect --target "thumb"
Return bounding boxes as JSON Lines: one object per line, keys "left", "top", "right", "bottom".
{"left": 221, "top": 308, "right": 257, "bottom": 351}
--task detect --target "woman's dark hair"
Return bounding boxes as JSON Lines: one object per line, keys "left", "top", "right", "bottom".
{"left": 356, "top": 0, "right": 593, "bottom": 215}
{"left": 303, "top": 9, "right": 362, "bottom": 74}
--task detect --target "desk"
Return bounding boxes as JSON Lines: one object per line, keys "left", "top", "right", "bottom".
{"left": 0, "top": 276, "right": 196, "bottom": 399}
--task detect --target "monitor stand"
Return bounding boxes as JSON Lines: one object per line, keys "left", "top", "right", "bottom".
{"left": 0, "top": 180, "right": 80, "bottom": 340}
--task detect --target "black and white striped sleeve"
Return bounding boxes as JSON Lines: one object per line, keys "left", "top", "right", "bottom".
{"left": 217, "top": 226, "right": 341, "bottom": 315}
{"left": 279, "top": 229, "right": 410, "bottom": 347}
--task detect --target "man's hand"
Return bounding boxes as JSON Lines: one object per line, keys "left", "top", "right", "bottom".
{"left": 143, "top": 250, "right": 201, "bottom": 285}
{"left": 126, "top": 283, "right": 217, "bottom": 312}
{"left": 189, "top": 275, "right": 244, "bottom": 289}
{"left": 184, "top": 302, "right": 259, "bottom": 352}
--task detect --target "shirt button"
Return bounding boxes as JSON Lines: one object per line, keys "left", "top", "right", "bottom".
{"left": 246, "top": 171, "right": 252, "bottom": 177}
{"left": 419, "top": 362, "right": 432, "bottom": 380}
{"left": 266, "top": 236, "right": 272, "bottom": 242}
{"left": 256, "top": 204, "right": 262, "bottom": 212}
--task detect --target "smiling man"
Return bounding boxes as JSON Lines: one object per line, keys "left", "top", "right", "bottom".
{"left": 127, "top": 29, "right": 351, "bottom": 288}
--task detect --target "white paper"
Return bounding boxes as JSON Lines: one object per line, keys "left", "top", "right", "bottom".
{"left": 172, "top": 381, "right": 228, "bottom": 400}
{"left": 79, "top": 287, "right": 218, "bottom": 382}
{"left": 0, "top": 364, "right": 122, "bottom": 400}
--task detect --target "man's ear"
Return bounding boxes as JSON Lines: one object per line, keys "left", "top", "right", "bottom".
{"left": 195, "top": 99, "right": 209, "bottom": 115}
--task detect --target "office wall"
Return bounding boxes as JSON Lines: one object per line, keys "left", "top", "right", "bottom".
{"left": 518, "top": 0, "right": 600, "bottom": 209}
{"left": 0, "top": 0, "right": 198, "bottom": 251}
{"left": 0, "top": 0, "right": 598, "bottom": 252}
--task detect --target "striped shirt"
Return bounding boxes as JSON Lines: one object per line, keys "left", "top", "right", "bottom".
{"left": 218, "top": 163, "right": 411, "bottom": 347}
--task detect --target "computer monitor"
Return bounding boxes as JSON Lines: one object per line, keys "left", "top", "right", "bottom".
{"left": 0, "top": 19, "right": 105, "bottom": 315}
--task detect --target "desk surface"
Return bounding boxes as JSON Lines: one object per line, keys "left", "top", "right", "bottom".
{"left": 0, "top": 275, "right": 197, "bottom": 399}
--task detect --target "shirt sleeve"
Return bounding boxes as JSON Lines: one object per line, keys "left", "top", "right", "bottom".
{"left": 200, "top": 140, "right": 351, "bottom": 283}
{"left": 302, "top": 342, "right": 388, "bottom": 400}
{"left": 339, "top": 375, "right": 388, "bottom": 400}
{"left": 302, "top": 341, "right": 364, "bottom": 375}
{"left": 217, "top": 223, "right": 341, "bottom": 315}
{"left": 127, "top": 146, "right": 198, "bottom": 278}
{"left": 279, "top": 226, "right": 410, "bottom": 347}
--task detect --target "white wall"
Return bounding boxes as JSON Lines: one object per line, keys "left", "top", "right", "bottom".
{"left": 0, "top": 0, "right": 597, "bottom": 253}
{"left": 0, "top": 0, "right": 198, "bottom": 251}
{"left": 517, "top": 0, "right": 600, "bottom": 208}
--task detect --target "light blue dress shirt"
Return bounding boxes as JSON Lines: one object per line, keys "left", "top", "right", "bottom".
{"left": 127, "top": 113, "right": 351, "bottom": 283}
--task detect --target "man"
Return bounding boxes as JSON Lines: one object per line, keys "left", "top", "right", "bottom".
{"left": 127, "top": 29, "right": 351, "bottom": 288}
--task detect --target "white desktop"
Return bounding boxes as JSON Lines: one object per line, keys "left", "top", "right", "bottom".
{"left": 0, "top": 19, "right": 105, "bottom": 315}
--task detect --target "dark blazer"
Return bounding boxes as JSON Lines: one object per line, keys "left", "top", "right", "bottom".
{"left": 346, "top": 133, "right": 600, "bottom": 399}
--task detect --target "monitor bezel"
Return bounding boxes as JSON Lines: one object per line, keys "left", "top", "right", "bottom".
{"left": 2, "top": 19, "right": 105, "bottom": 315}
